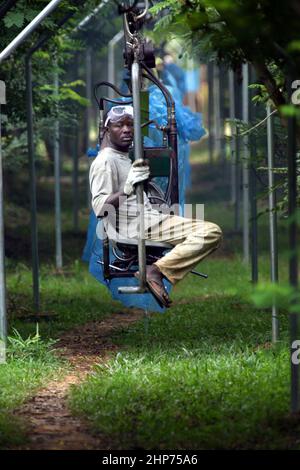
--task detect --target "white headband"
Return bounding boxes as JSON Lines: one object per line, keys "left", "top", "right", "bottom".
{"left": 104, "top": 105, "right": 134, "bottom": 127}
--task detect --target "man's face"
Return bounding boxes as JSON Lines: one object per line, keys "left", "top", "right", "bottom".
{"left": 108, "top": 116, "right": 134, "bottom": 151}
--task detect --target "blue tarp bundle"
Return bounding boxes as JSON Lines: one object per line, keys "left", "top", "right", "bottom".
{"left": 82, "top": 65, "right": 206, "bottom": 312}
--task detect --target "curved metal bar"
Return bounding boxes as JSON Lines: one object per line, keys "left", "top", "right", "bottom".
{"left": 142, "top": 71, "right": 171, "bottom": 112}
{"left": 101, "top": 97, "right": 133, "bottom": 106}
{"left": 142, "top": 62, "right": 174, "bottom": 107}
{"left": 112, "top": 244, "right": 136, "bottom": 262}
{"left": 148, "top": 195, "right": 169, "bottom": 205}
{"left": 141, "top": 119, "right": 165, "bottom": 131}
{"left": 117, "top": 0, "right": 139, "bottom": 14}
{"left": 141, "top": 66, "right": 179, "bottom": 206}
{"left": 135, "top": 0, "right": 149, "bottom": 20}
{"left": 94, "top": 81, "right": 132, "bottom": 107}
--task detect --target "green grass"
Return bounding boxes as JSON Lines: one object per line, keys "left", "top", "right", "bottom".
{"left": 6, "top": 260, "right": 119, "bottom": 339}
{"left": 2, "top": 152, "right": 296, "bottom": 449}
{"left": 1, "top": 158, "right": 122, "bottom": 448}
{"left": 0, "top": 328, "right": 65, "bottom": 448}
{"left": 1, "top": 260, "right": 119, "bottom": 449}
{"left": 69, "top": 254, "right": 295, "bottom": 450}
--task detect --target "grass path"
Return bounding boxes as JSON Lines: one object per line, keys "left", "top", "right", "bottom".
{"left": 10, "top": 309, "right": 144, "bottom": 450}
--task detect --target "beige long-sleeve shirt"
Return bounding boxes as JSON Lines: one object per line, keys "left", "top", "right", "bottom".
{"left": 89, "top": 146, "right": 166, "bottom": 239}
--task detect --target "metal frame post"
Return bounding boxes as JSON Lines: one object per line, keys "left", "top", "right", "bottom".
{"left": 54, "top": 59, "right": 62, "bottom": 270}
{"left": 234, "top": 73, "right": 242, "bottom": 231}
{"left": 213, "top": 64, "right": 221, "bottom": 160}
{"left": 219, "top": 64, "right": 227, "bottom": 163}
{"left": 207, "top": 63, "right": 214, "bottom": 164}
{"left": 242, "top": 63, "right": 250, "bottom": 263}
{"left": 132, "top": 59, "right": 146, "bottom": 290}
{"left": 118, "top": 59, "right": 147, "bottom": 294}
{"left": 266, "top": 103, "right": 279, "bottom": 342}
{"left": 0, "top": 81, "right": 7, "bottom": 363}
{"left": 108, "top": 30, "right": 124, "bottom": 98}
{"left": 25, "top": 56, "right": 40, "bottom": 313}
{"left": 229, "top": 69, "right": 236, "bottom": 206}
{"left": 72, "top": 125, "right": 79, "bottom": 232}
{"left": 249, "top": 67, "right": 258, "bottom": 283}
{"left": 86, "top": 46, "right": 92, "bottom": 209}
{"left": 250, "top": 156, "right": 258, "bottom": 283}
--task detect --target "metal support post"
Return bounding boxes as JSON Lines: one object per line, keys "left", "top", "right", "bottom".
{"left": 108, "top": 30, "right": 124, "bottom": 98}
{"left": 234, "top": 74, "right": 242, "bottom": 231}
{"left": 242, "top": 63, "right": 250, "bottom": 263}
{"left": 207, "top": 63, "right": 214, "bottom": 164}
{"left": 229, "top": 69, "right": 236, "bottom": 206}
{"left": 213, "top": 64, "right": 221, "bottom": 160}
{"left": 72, "top": 126, "right": 79, "bottom": 232}
{"left": 25, "top": 56, "right": 40, "bottom": 314}
{"left": 250, "top": 159, "right": 258, "bottom": 283}
{"left": 86, "top": 46, "right": 92, "bottom": 209}
{"left": 219, "top": 64, "right": 227, "bottom": 163}
{"left": 249, "top": 66, "right": 258, "bottom": 283}
{"left": 54, "top": 63, "right": 62, "bottom": 270}
{"left": 0, "top": 81, "right": 7, "bottom": 363}
{"left": 118, "top": 60, "right": 147, "bottom": 294}
{"left": 266, "top": 103, "right": 279, "bottom": 342}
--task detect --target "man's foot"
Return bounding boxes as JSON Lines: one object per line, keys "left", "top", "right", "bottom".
{"left": 134, "top": 265, "right": 172, "bottom": 308}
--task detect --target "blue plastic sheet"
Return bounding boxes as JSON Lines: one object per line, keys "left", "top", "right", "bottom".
{"left": 161, "top": 62, "right": 187, "bottom": 99}
{"left": 87, "top": 213, "right": 170, "bottom": 312}
{"left": 82, "top": 64, "right": 206, "bottom": 312}
{"left": 185, "top": 68, "right": 201, "bottom": 93}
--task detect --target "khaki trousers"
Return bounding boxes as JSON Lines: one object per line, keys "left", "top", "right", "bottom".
{"left": 145, "top": 215, "right": 222, "bottom": 285}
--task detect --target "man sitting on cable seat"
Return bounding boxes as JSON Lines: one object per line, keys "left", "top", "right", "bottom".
{"left": 89, "top": 105, "right": 222, "bottom": 308}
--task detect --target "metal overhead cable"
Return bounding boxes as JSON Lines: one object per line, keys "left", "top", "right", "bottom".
{"left": 76, "top": 0, "right": 109, "bottom": 30}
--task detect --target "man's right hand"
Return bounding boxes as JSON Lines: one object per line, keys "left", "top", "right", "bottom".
{"left": 123, "top": 159, "right": 150, "bottom": 196}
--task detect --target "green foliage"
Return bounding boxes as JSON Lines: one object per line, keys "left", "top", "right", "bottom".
{"left": 150, "top": 0, "right": 300, "bottom": 118}
{"left": 4, "top": 11, "right": 26, "bottom": 29}
{"left": 7, "top": 325, "right": 58, "bottom": 361}
{"left": 38, "top": 80, "right": 89, "bottom": 106}
{"left": 251, "top": 282, "right": 294, "bottom": 311}
{"left": 0, "top": 0, "right": 122, "bottom": 170}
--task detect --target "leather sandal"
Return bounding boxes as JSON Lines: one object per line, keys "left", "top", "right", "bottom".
{"left": 134, "top": 271, "right": 172, "bottom": 308}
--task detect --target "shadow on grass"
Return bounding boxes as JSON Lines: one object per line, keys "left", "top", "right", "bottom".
{"left": 69, "top": 292, "right": 293, "bottom": 450}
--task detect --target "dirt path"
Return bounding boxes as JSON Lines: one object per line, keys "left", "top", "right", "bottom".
{"left": 12, "top": 309, "right": 144, "bottom": 450}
